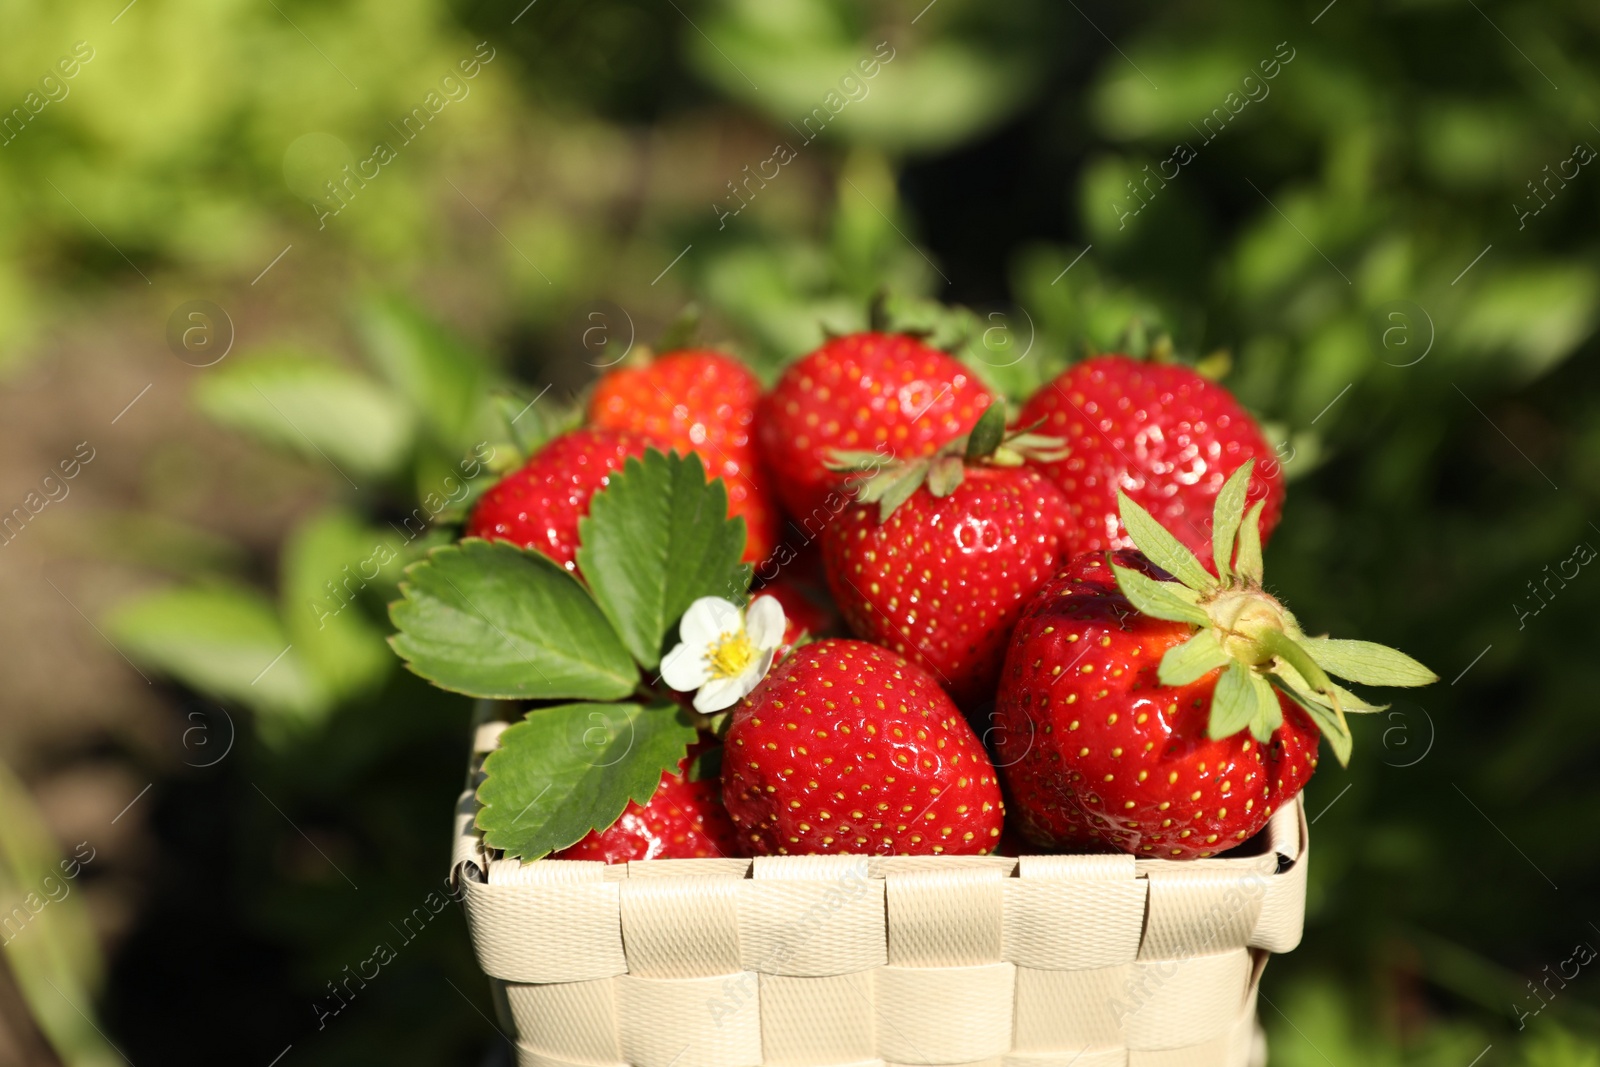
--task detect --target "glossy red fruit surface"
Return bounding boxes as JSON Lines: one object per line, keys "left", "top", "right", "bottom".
{"left": 821, "top": 466, "right": 1073, "bottom": 709}
{"left": 757, "top": 332, "right": 992, "bottom": 522}
{"left": 723, "top": 639, "right": 1005, "bottom": 856}
{"left": 589, "top": 350, "right": 779, "bottom": 562}
{"left": 993, "top": 550, "right": 1320, "bottom": 858}
{"left": 1018, "top": 356, "right": 1284, "bottom": 559}
{"left": 463, "top": 428, "right": 655, "bottom": 571}
{"left": 552, "top": 751, "right": 741, "bottom": 863}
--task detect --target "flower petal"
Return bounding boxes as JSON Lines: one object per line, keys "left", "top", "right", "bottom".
{"left": 679, "top": 596, "right": 742, "bottom": 649}
{"left": 746, "top": 595, "right": 787, "bottom": 650}
{"left": 660, "top": 641, "right": 711, "bottom": 692}
{"left": 750, "top": 647, "right": 777, "bottom": 683}
{"left": 694, "top": 675, "right": 748, "bottom": 713}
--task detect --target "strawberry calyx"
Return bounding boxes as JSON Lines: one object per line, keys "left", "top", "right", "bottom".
{"left": 824, "top": 403, "right": 1067, "bottom": 522}
{"left": 1109, "top": 460, "right": 1439, "bottom": 766}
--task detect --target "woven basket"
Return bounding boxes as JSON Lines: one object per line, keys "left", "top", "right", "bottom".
{"left": 452, "top": 717, "right": 1309, "bottom": 1067}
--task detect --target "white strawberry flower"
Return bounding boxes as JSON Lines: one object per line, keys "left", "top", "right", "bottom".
{"left": 660, "top": 595, "right": 786, "bottom": 712}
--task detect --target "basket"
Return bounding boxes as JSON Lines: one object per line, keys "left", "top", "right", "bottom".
{"left": 451, "top": 718, "right": 1309, "bottom": 1067}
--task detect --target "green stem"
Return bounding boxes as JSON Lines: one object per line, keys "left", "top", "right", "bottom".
{"left": 1259, "top": 630, "right": 1341, "bottom": 711}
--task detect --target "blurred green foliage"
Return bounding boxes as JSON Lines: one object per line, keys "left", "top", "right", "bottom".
{"left": 4, "top": 0, "right": 1597, "bottom": 1062}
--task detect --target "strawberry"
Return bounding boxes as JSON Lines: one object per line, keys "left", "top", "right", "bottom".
{"left": 820, "top": 405, "right": 1073, "bottom": 709}
{"left": 722, "top": 638, "right": 1004, "bottom": 856}
{"left": 554, "top": 745, "right": 741, "bottom": 863}
{"left": 756, "top": 331, "right": 993, "bottom": 522}
{"left": 464, "top": 428, "right": 654, "bottom": 571}
{"left": 993, "top": 462, "right": 1436, "bottom": 858}
{"left": 589, "top": 349, "right": 779, "bottom": 563}
{"left": 1017, "top": 355, "right": 1284, "bottom": 560}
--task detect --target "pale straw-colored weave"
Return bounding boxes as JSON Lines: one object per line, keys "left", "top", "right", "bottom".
{"left": 454, "top": 719, "right": 1306, "bottom": 1067}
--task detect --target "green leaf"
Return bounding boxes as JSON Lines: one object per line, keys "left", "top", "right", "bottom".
{"left": 1300, "top": 637, "right": 1438, "bottom": 688}
{"left": 193, "top": 349, "right": 414, "bottom": 479}
{"left": 1244, "top": 669, "right": 1284, "bottom": 743}
{"left": 1207, "top": 661, "right": 1258, "bottom": 740}
{"left": 389, "top": 540, "right": 637, "bottom": 700}
{"left": 965, "top": 401, "right": 1007, "bottom": 458}
{"left": 1272, "top": 678, "right": 1354, "bottom": 766}
{"left": 280, "top": 509, "right": 396, "bottom": 703}
{"left": 1209, "top": 661, "right": 1284, "bottom": 745}
{"left": 1159, "top": 628, "right": 1233, "bottom": 686}
{"left": 1269, "top": 656, "right": 1385, "bottom": 715}
{"left": 575, "top": 451, "right": 751, "bottom": 670}
{"left": 1111, "top": 563, "right": 1209, "bottom": 626}
{"left": 0, "top": 759, "right": 124, "bottom": 1067}
{"left": 1234, "top": 501, "right": 1266, "bottom": 585}
{"left": 52, "top": 509, "right": 247, "bottom": 578}
{"left": 476, "top": 702, "right": 697, "bottom": 860}
{"left": 1327, "top": 680, "right": 1388, "bottom": 715}
{"left": 1210, "top": 461, "right": 1255, "bottom": 582}
{"left": 357, "top": 296, "right": 491, "bottom": 450}
{"left": 493, "top": 387, "right": 568, "bottom": 458}
{"left": 1259, "top": 630, "right": 1338, "bottom": 702}
{"left": 687, "top": 745, "right": 722, "bottom": 783}
{"left": 925, "top": 455, "right": 965, "bottom": 497}
{"left": 1117, "top": 490, "right": 1218, "bottom": 593}
{"left": 106, "top": 583, "right": 331, "bottom": 730}
{"left": 827, "top": 448, "right": 895, "bottom": 471}
{"left": 1004, "top": 433, "right": 1069, "bottom": 463}
{"left": 857, "top": 461, "right": 928, "bottom": 521}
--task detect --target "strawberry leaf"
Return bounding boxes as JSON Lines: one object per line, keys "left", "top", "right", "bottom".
{"left": 389, "top": 540, "right": 638, "bottom": 700}
{"left": 1246, "top": 672, "right": 1286, "bottom": 743}
{"left": 577, "top": 451, "right": 751, "bottom": 670}
{"left": 1207, "top": 661, "right": 1260, "bottom": 740}
{"left": 493, "top": 386, "right": 570, "bottom": 458}
{"left": 926, "top": 455, "right": 965, "bottom": 497}
{"left": 1210, "top": 461, "right": 1255, "bottom": 582}
{"left": 1110, "top": 563, "right": 1209, "bottom": 626}
{"left": 1116, "top": 490, "right": 1218, "bottom": 593}
{"left": 686, "top": 744, "right": 722, "bottom": 782}
{"left": 1260, "top": 630, "right": 1336, "bottom": 695}
{"left": 1299, "top": 637, "right": 1438, "bottom": 688}
{"left": 1271, "top": 677, "right": 1353, "bottom": 766}
{"left": 855, "top": 461, "right": 928, "bottom": 521}
{"left": 476, "top": 702, "right": 696, "bottom": 861}
{"left": 1329, "top": 683, "right": 1387, "bottom": 715}
{"left": 1159, "top": 628, "right": 1233, "bottom": 686}
{"left": 108, "top": 582, "right": 333, "bottom": 727}
{"left": 193, "top": 350, "right": 415, "bottom": 479}
{"left": 824, "top": 448, "right": 894, "bottom": 471}
{"left": 964, "top": 401, "right": 1007, "bottom": 459}
{"left": 1234, "top": 501, "right": 1266, "bottom": 585}
{"left": 357, "top": 297, "right": 491, "bottom": 452}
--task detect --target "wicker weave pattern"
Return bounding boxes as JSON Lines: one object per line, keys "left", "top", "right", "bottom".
{"left": 454, "top": 724, "right": 1306, "bottom": 1067}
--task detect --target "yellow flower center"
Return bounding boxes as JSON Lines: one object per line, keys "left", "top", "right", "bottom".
{"left": 706, "top": 629, "right": 755, "bottom": 679}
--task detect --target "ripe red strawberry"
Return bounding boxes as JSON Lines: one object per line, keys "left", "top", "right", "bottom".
{"left": 723, "top": 638, "right": 1004, "bottom": 856}
{"left": 757, "top": 332, "right": 993, "bottom": 522}
{"left": 554, "top": 745, "right": 741, "bottom": 862}
{"left": 995, "top": 550, "right": 1319, "bottom": 856}
{"left": 464, "top": 428, "right": 654, "bottom": 571}
{"left": 992, "top": 462, "right": 1435, "bottom": 858}
{"left": 1017, "top": 355, "right": 1284, "bottom": 560}
{"left": 820, "top": 406, "right": 1073, "bottom": 708}
{"left": 589, "top": 349, "right": 779, "bottom": 563}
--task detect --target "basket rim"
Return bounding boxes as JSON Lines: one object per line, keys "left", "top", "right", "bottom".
{"left": 451, "top": 711, "right": 1310, "bottom": 884}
